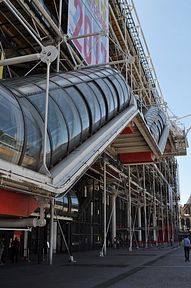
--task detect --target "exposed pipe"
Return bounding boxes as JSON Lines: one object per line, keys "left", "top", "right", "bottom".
{"left": 40, "top": 62, "right": 51, "bottom": 175}
{"left": 143, "top": 165, "right": 148, "bottom": 248}
{"left": 0, "top": 218, "right": 46, "bottom": 228}
{"left": 56, "top": 0, "right": 63, "bottom": 72}
{"left": 49, "top": 198, "right": 54, "bottom": 265}
{"left": 3, "top": 0, "right": 43, "bottom": 48}
{"left": 0, "top": 53, "right": 41, "bottom": 66}
{"left": 103, "top": 160, "right": 107, "bottom": 256}
{"left": 128, "top": 165, "right": 132, "bottom": 251}
{"left": 32, "top": 0, "right": 63, "bottom": 38}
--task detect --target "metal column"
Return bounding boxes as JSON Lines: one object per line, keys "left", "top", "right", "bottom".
{"left": 49, "top": 198, "right": 54, "bottom": 265}
{"left": 23, "top": 230, "right": 28, "bottom": 260}
{"left": 111, "top": 192, "right": 117, "bottom": 245}
{"left": 143, "top": 165, "right": 148, "bottom": 248}
{"left": 138, "top": 206, "right": 142, "bottom": 243}
{"left": 160, "top": 180, "right": 165, "bottom": 243}
{"left": 103, "top": 160, "right": 107, "bottom": 256}
{"left": 165, "top": 184, "right": 170, "bottom": 243}
{"left": 153, "top": 168, "right": 157, "bottom": 245}
{"left": 56, "top": 0, "right": 63, "bottom": 72}
{"left": 128, "top": 165, "right": 132, "bottom": 251}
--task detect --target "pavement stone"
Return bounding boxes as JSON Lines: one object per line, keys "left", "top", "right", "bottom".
{"left": 0, "top": 245, "right": 186, "bottom": 288}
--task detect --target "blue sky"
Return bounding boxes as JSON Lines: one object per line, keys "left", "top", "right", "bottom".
{"left": 133, "top": 0, "right": 191, "bottom": 204}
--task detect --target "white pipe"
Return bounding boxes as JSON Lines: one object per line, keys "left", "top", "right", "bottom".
{"left": 153, "top": 168, "right": 157, "bottom": 245}
{"left": 128, "top": 166, "right": 132, "bottom": 251}
{"left": 111, "top": 193, "right": 117, "bottom": 243}
{"left": 0, "top": 228, "right": 31, "bottom": 231}
{"left": 103, "top": 161, "right": 107, "bottom": 256}
{"left": 67, "top": 31, "right": 106, "bottom": 41}
{"left": 40, "top": 62, "right": 51, "bottom": 175}
{"left": 0, "top": 53, "right": 40, "bottom": 66}
{"left": 56, "top": 0, "right": 63, "bottom": 72}
{"left": 138, "top": 206, "right": 142, "bottom": 242}
{"left": 0, "top": 218, "right": 45, "bottom": 228}
{"left": 49, "top": 199, "right": 54, "bottom": 265}
{"left": 32, "top": 0, "right": 63, "bottom": 38}
{"left": 143, "top": 165, "right": 148, "bottom": 248}
{"left": 3, "top": 0, "right": 43, "bottom": 47}
{"left": 24, "top": 231, "right": 28, "bottom": 258}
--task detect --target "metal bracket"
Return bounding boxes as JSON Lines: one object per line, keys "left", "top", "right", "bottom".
{"left": 40, "top": 45, "right": 58, "bottom": 64}
{"left": 0, "top": 46, "right": 58, "bottom": 66}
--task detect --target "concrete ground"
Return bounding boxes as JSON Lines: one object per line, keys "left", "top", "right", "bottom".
{"left": 0, "top": 245, "right": 189, "bottom": 288}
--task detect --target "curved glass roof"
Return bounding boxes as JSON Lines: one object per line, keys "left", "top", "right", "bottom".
{"left": 144, "top": 106, "right": 167, "bottom": 143}
{"left": 0, "top": 67, "right": 132, "bottom": 171}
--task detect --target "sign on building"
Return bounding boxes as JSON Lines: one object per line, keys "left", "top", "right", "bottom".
{"left": 168, "top": 185, "right": 173, "bottom": 211}
{"left": 67, "top": 0, "right": 109, "bottom": 65}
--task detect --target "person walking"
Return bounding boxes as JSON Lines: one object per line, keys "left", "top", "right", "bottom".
{"left": 11, "top": 237, "right": 20, "bottom": 264}
{"left": 183, "top": 236, "right": 191, "bottom": 262}
{"left": 0, "top": 238, "right": 5, "bottom": 265}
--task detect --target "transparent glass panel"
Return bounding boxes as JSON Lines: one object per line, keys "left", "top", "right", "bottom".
{"left": 114, "top": 74, "right": 130, "bottom": 105}
{"left": 62, "top": 72, "right": 82, "bottom": 84}
{"left": 108, "top": 74, "right": 125, "bottom": 108}
{"left": 94, "top": 79, "right": 115, "bottom": 120}
{"left": 73, "top": 71, "right": 92, "bottom": 81}
{"left": 28, "top": 93, "right": 69, "bottom": 166}
{"left": 58, "top": 73, "right": 83, "bottom": 85}
{"left": 70, "top": 190, "right": 79, "bottom": 216}
{"left": 31, "top": 77, "right": 57, "bottom": 91}
{"left": 50, "top": 88, "right": 82, "bottom": 151}
{"left": 50, "top": 75, "right": 72, "bottom": 87}
{"left": 65, "top": 87, "right": 90, "bottom": 139}
{"left": 76, "top": 83, "right": 102, "bottom": 132}
{"left": 87, "top": 82, "right": 106, "bottom": 124}
{"left": 158, "top": 112, "right": 166, "bottom": 125}
{"left": 150, "top": 125, "right": 160, "bottom": 142}
{"left": 0, "top": 88, "right": 24, "bottom": 164}
{"left": 79, "top": 69, "right": 100, "bottom": 80}
{"left": 63, "top": 195, "right": 69, "bottom": 214}
{"left": 99, "top": 68, "right": 113, "bottom": 77}
{"left": 55, "top": 195, "right": 69, "bottom": 214}
{"left": 17, "top": 83, "right": 42, "bottom": 96}
{"left": 104, "top": 78, "right": 118, "bottom": 111}
{"left": 19, "top": 99, "right": 43, "bottom": 170}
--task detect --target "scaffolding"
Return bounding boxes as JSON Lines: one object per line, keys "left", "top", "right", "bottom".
{"left": 0, "top": 0, "right": 187, "bottom": 260}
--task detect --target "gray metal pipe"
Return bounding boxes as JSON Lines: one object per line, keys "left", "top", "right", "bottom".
{"left": 0, "top": 218, "right": 46, "bottom": 228}
{"left": 32, "top": 0, "right": 63, "bottom": 38}
{"left": 3, "top": 0, "right": 43, "bottom": 47}
{"left": 0, "top": 53, "right": 40, "bottom": 66}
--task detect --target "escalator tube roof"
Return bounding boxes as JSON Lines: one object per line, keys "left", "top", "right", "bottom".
{"left": 0, "top": 67, "right": 132, "bottom": 172}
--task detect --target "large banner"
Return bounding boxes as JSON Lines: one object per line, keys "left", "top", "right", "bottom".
{"left": 67, "top": 0, "right": 109, "bottom": 65}
{"left": 168, "top": 185, "right": 173, "bottom": 211}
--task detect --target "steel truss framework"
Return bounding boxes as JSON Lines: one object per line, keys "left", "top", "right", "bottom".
{"left": 0, "top": 0, "right": 186, "bottom": 261}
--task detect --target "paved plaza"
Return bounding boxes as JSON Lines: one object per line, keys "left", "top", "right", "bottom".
{"left": 1, "top": 245, "right": 191, "bottom": 288}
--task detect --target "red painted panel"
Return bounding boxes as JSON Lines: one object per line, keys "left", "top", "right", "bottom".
{"left": 121, "top": 126, "right": 134, "bottom": 134}
{"left": 119, "top": 152, "right": 155, "bottom": 164}
{"left": 0, "top": 189, "right": 38, "bottom": 217}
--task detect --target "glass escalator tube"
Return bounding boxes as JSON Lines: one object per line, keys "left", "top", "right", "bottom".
{"left": 0, "top": 67, "right": 133, "bottom": 171}
{"left": 0, "top": 86, "right": 24, "bottom": 164}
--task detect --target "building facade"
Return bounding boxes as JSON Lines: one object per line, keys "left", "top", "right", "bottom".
{"left": 0, "top": 0, "right": 187, "bottom": 263}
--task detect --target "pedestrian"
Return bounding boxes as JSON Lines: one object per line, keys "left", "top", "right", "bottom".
{"left": 0, "top": 238, "right": 5, "bottom": 265}
{"left": 182, "top": 236, "right": 191, "bottom": 262}
{"left": 11, "top": 237, "right": 20, "bottom": 264}
{"left": 113, "top": 237, "right": 117, "bottom": 249}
